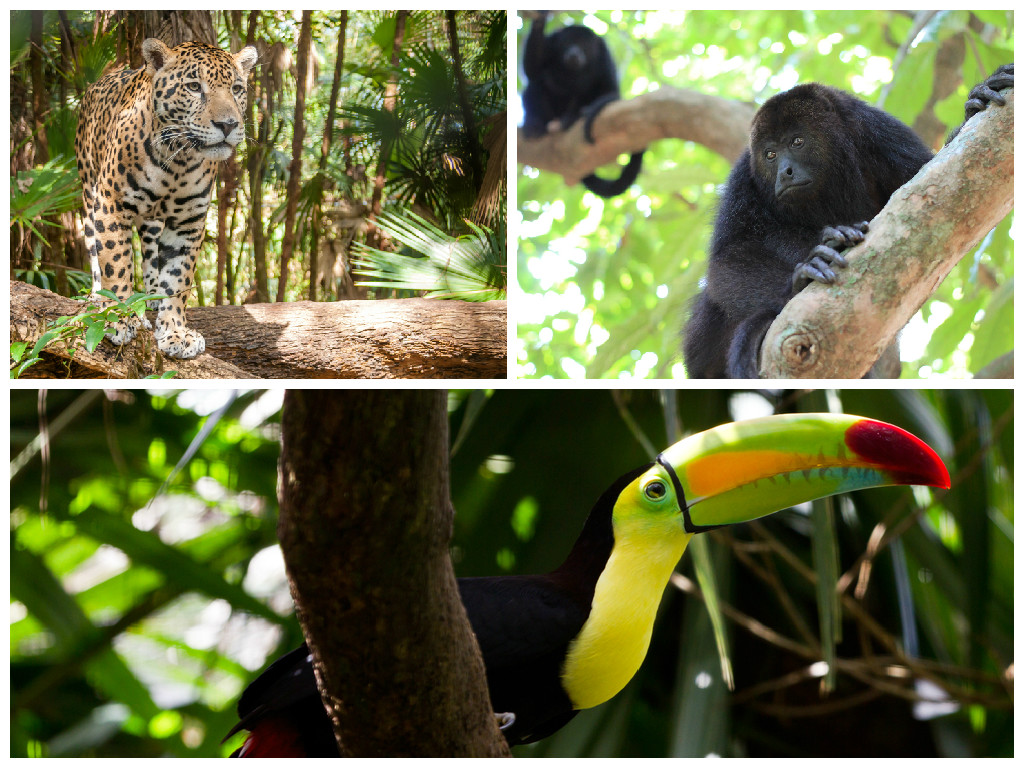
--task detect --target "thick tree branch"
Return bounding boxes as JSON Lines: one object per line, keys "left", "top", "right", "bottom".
{"left": 517, "top": 87, "right": 755, "bottom": 184}
{"left": 10, "top": 281, "right": 507, "bottom": 379}
{"left": 277, "top": 391, "right": 510, "bottom": 757}
{"left": 760, "top": 90, "right": 1013, "bottom": 378}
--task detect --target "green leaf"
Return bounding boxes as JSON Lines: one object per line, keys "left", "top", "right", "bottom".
{"left": 668, "top": 544, "right": 730, "bottom": 757}
{"left": 84, "top": 321, "right": 107, "bottom": 352}
{"left": 10, "top": 341, "right": 28, "bottom": 362}
{"left": 810, "top": 497, "right": 840, "bottom": 691}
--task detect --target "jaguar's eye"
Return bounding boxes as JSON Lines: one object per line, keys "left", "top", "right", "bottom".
{"left": 644, "top": 480, "right": 667, "bottom": 501}
{"left": 186, "top": 82, "right": 202, "bottom": 93}
{"left": 233, "top": 84, "right": 245, "bottom": 96}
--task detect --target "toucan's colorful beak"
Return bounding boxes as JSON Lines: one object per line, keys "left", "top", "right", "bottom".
{"left": 656, "top": 413, "right": 950, "bottom": 533}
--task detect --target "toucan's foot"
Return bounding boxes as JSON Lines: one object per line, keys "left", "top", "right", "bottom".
{"left": 495, "top": 712, "right": 516, "bottom": 731}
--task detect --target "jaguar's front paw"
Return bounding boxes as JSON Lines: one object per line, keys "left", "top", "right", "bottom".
{"left": 155, "top": 325, "right": 206, "bottom": 359}
{"left": 104, "top": 312, "right": 151, "bottom": 346}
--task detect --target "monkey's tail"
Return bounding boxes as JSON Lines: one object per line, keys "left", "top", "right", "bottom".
{"left": 581, "top": 151, "right": 643, "bottom": 197}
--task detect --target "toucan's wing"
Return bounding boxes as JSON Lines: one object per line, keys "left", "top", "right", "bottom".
{"left": 226, "top": 644, "right": 317, "bottom": 739}
{"left": 459, "top": 574, "right": 590, "bottom": 670}
{"left": 458, "top": 574, "right": 590, "bottom": 743}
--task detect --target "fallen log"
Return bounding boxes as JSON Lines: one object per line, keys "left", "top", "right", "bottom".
{"left": 10, "top": 281, "right": 507, "bottom": 379}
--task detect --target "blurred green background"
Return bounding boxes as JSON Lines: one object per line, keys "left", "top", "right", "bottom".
{"left": 515, "top": 10, "right": 1014, "bottom": 378}
{"left": 10, "top": 388, "right": 1013, "bottom": 755}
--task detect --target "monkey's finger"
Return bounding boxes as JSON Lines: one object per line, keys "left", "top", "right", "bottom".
{"left": 791, "top": 267, "right": 832, "bottom": 292}
{"left": 809, "top": 247, "right": 848, "bottom": 271}
{"left": 967, "top": 90, "right": 1007, "bottom": 112}
{"left": 815, "top": 236, "right": 855, "bottom": 259}
{"left": 833, "top": 225, "right": 866, "bottom": 245}
{"left": 794, "top": 257, "right": 837, "bottom": 288}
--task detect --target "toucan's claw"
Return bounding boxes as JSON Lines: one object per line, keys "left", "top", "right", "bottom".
{"left": 496, "top": 712, "right": 516, "bottom": 731}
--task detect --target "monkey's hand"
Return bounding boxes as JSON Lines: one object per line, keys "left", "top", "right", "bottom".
{"left": 964, "top": 63, "right": 1014, "bottom": 121}
{"left": 792, "top": 222, "right": 869, "bottom": 292}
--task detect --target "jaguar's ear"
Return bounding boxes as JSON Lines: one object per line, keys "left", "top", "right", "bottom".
{"left": 142, "top": 38, "right": 174, "bottom": 75}
{"left": 235, "top": 45, "right": 259, "bottom": 76}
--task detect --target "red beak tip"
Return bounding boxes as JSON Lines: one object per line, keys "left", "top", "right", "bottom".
{"left": 846, "top": 418, "right": 951, "bottom": 492}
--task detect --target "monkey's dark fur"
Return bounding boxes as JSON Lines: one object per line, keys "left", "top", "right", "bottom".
{"left": 521, "top": 13, "right": 642, "bottom": 198}
{"left": 684, "top": 64, "right": 1013, "bottom": 378}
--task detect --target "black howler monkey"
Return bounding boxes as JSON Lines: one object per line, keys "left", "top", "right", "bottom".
{"left": 521, "top": 12, "right": 642, "bottom": 198}
{"left": 684, "top": 64, "right": 1014, "bottom": 378}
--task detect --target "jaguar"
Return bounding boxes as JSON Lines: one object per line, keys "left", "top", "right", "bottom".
{"left": 75, "top": 38, "right": 258, "bottom": 359}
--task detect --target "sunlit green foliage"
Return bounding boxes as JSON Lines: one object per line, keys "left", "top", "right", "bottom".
{"left": 516, "top": 10, "right": 1014, "bottom": 378}
{"left": 352, "top": 212, "right": 506, "bottom": 300}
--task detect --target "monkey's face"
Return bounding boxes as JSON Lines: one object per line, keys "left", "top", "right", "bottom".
{"left": 747, "top": 83, "right": 879, "bottom": 227}
{"left": 548, "top": 26, "right": 603, "bottom": 75}
{"left": 750, "top": 93, "right": 839, "bottom": 213}
{"left": 753, "top": 130, "right": 824, "bottom": 205}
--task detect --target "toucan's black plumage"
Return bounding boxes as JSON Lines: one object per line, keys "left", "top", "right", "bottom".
{"left": 228, "top": 468, "right": 639, "bottom": 756}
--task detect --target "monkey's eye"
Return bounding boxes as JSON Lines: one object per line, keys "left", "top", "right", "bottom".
{"left": 765, "top": 149, "right": 777, "bottom": 162}
{"left": 791, "top": 137, "right": 804, "bottom": 148}
{"left": 643, "top": 480, "right": 668, "bottom": 502}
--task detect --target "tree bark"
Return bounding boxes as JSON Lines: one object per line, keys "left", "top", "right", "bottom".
{"left": 277, "top": 390, "right": 511, "bottom": 757}
{"left": 309, "top": 12, "right": 349, "bottom": 302}
{"left": 516, "top": 88, "right": 756, "bottom": 184}
{"left": 367, "top": 11, "right": 408, "bottom": 250}
{"left": 29, "top": 11, "right": 49, "bottom": 165}
{"left": 215, "top": 158, "right": 239, "bottom": 306}
{"left": 246, "top": 12, "right": 270, "bottom": 303}
{"left": 10, "top": 281, "right": 507, "bottom": 379}
{"left": 277, "top": 10, "right": 313, "bottom": 302}
{"left": 759, "top": 90, "right": 1014, "bottom": 379}
{"left": 446, "top": 11, "right": 484, "bottom": 189}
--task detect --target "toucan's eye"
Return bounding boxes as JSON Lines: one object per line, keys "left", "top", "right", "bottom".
{"left": 644, "top": 480, "right": 667, "bottom": 501}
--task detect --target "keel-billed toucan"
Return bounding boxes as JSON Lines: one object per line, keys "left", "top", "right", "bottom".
{"left": 227, "top": 413, "right": 949, "bottom": 756}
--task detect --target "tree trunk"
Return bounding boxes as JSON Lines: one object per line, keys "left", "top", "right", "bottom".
{"left": 309, "top": 12, "right": 349, "bottom": 302}
{"left": 11, "top": 281, "right": 507, "bottom": 379}
{"left": 29, "top": 11, "right": 49, "bottom": 165}
{"left": 367, "top": 11, "right": 408, "bottom": 250}
{"left": 277, "top": 10, "right": 313, "bottom": 303}
{"left": 278, "top": 390, "right": 510, "bottom": 756}
{"left": 446, "top": 11, "right": 483, "bottom": 189}
{"left": 246, "top": 11, "right": 270, "bottom": 303}
{"left": 215, "top": 158, "right": 239, "bottom": 305}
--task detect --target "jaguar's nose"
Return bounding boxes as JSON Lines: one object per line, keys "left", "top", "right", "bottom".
{"left": 212, "top": 118, "right": 239, "bottom": 139}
